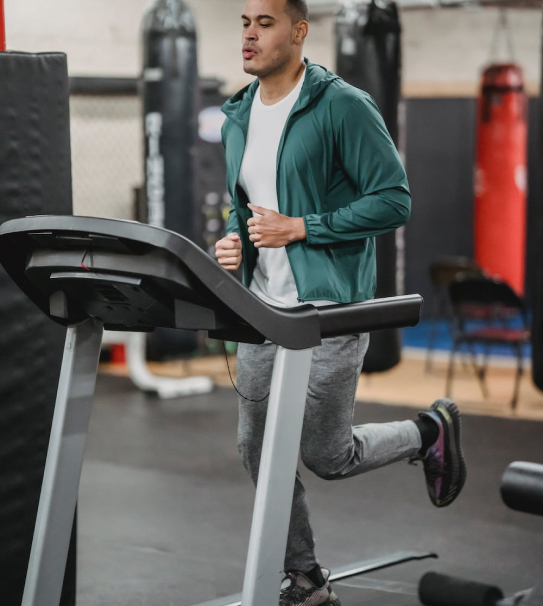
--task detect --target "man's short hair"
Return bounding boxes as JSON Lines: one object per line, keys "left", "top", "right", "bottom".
{"left": 286, "top": 0, "right": 309, "bottom": 22}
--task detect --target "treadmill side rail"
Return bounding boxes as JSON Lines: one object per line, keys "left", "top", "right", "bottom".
{"left": 22, "top": 319, "right": 103, "bottom": 606}
{"left": 241, "top": 346, "right": 314, "bottom": 606}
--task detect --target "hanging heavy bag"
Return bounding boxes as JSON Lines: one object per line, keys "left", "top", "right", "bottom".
{"left": 141, "top": 0, "right": 200, "bottom": 359}
{"left": 336, "top": 0, "right": 403, "bottom": 373}
{"left": 474, "top": 10, "right": 528, "bottom": 296}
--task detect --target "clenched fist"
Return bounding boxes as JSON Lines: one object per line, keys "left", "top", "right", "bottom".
{"left": 215, "top": 232, "right": 243, "bottom": 271}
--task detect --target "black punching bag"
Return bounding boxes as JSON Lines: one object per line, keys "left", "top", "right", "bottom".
{"left": 141, "top": 0, "right": 200, "bottom": 359}
{"left": 532, "top": 13, "right": 543, "bottom": 393}
{"left": 336, "top": 0, "right": 403, "bottom": 373}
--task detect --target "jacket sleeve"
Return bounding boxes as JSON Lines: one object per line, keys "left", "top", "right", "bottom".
{"left": 303, "top": 93, "right": 411, "bottom": 246}
{"left": 221, "top": 118, "right": 241, "bottom": 237}
{"left": 225, "top": 207, "right": 241, "bottom": 236}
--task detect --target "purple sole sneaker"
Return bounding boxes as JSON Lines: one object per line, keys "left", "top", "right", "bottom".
{"left": 417, "top": 398, "right": 467, "bottom": 508}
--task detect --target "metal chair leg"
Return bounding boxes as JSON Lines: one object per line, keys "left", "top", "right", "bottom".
{"left": 469, "top": 346, "right": 489, "bottom": 400}
{"left": 446, "top": 339, "right": 458, "bottom": 398}
{"left": 511, "top": 342, "right": 524, "bottom": 411}
{"left": 425, "top": 292, "right": 441, "bottom": 374}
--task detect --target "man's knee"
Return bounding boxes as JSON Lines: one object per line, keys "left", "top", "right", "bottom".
{"left": 300, "top": 445, "right": 343, "bottom": 481}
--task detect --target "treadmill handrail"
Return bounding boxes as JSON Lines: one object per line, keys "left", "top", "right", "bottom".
{"left": 0, "top": 216, "right": 423, "bottom": 348}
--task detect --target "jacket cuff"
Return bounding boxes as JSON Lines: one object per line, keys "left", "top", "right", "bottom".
{"left": 303, "top": 214, "right": 324, "bottom": 246}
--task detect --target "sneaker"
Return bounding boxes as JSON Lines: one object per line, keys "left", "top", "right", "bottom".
{"left": 411, "top": 398, "right": 467, "bottom": 508}
{"left": 279, "top": 568, "right": 341, "bottom": 606}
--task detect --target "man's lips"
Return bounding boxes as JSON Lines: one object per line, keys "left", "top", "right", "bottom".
{"left": 243, "top": 48, "right": 257, "bottom": 59}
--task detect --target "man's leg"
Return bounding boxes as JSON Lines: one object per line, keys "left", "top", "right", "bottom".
{"left": 299, "top": 333, "right": 422, "bottom": 485}
{"left": 299, "top": 332, "right": 466, "bottom": 513}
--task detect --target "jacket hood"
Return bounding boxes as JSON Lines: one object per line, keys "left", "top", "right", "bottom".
{"left": 221, "top": 58, "right": 340, "bottom": 123}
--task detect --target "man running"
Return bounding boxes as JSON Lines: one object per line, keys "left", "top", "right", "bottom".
{"left": 215, "top": 1, "right": 467, "bottom": 604}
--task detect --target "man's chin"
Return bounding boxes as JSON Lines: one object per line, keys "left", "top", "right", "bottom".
{"left": 243, "top": 61, "right": 260, "bottom": 76}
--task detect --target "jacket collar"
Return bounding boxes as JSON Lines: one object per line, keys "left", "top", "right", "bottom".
{"left": 221, "top": 57, "right": 340, "bottom": 124}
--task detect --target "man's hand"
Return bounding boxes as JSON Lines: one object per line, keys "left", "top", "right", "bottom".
{"left": 247, "top": 203, "right": 306, "bottom": 248}
{"left": 215, "top": 233, "right": 243, "bottom": 271}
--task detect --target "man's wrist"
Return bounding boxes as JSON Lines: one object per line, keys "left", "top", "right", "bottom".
{"left": 290, "top": 217, "right": 307, "bottom": 243}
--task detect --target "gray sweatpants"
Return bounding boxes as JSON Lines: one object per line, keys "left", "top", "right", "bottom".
{"left": 236, "top": 333, "right": 422, "bottom": 573}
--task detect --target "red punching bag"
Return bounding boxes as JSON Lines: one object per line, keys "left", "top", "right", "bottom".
{"left": 474, "top": 63, "right": 528, "bottom": 295}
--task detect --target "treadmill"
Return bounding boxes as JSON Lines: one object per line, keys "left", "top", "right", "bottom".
{"left": 0, "top": 215, "right": 435, "bottom": 606}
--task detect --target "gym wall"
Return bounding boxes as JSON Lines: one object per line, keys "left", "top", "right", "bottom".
{"left": 4, "top": 0, "right": 541, "bottom": 305}
{"left": 3, "top": 1, "right": 541, "bottom": 95}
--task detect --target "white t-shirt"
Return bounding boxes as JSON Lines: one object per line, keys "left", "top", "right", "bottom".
{"left": 238, "top": 67, "right": 334, "bottom": 308}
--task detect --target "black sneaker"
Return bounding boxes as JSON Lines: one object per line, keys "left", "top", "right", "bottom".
{"left": 279, "top": 568, "right": 341, "bottom": 606}
{"left": 411, "top": 398, "right": 467, "bottom": 508}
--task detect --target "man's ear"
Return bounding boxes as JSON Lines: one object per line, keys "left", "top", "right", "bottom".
{"left": 293, "top": 20, "right": 308, "bottom": 45}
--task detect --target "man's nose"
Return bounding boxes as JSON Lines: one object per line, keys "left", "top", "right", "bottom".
{"left": 244, "top": 27, "right": 257, "bottom": 41}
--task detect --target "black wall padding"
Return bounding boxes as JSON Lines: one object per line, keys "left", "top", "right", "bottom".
{"left": 0, "top": 51, "right": 76, "bottom": 605}
{"left": 335, "top": 0, "right": 402, "bottom": 373}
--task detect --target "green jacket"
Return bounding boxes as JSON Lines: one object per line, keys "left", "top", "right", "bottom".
{"left": 221, "top": 58, "right": 411, "bottom": 304}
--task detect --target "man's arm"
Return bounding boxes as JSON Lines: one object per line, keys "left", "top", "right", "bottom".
{"left": 303, "top": 93, "right": 411, "bottom": 246}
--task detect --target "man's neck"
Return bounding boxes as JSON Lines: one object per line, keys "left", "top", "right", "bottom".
{"left": 259, "top": 59, "right": 306, "bottom": 106}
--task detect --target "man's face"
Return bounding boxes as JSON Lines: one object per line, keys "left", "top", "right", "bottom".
{"left": 241, "top": 0, "right": 299, "bottom": 78}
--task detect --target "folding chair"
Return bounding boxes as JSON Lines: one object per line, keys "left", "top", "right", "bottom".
{"left": 425, "top": 257, "right": 484, "bottom": 373}
{"left": 446, "top": 275, "right": 530, "bottom": 410}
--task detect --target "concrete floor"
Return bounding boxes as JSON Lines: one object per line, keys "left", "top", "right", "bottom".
{"left": 78, "top": 374, "right": 543, "bottom": 606}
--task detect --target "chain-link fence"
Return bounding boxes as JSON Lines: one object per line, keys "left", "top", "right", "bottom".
{"left": 70, "top": 87, "right": 143, "bottom": 220}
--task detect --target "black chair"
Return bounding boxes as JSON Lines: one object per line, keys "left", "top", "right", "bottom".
{"left": 426, "top": 257, "right": 484, "bottom": 373}
{"left": 446, "top": 275, "right": 530, "bottom": 410}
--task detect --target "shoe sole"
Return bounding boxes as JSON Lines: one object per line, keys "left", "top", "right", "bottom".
{"left": 430, "top": 398, "right": 467, "bottom": 507}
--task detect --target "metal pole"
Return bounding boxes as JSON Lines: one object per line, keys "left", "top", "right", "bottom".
{"left": 241, "top": 346, "right": 314, "bottom": 606}
{"left": 0, "top": 0, "right": 6, "bottom": 50}
{"left": 22, "top": 319, "right": 104, "bottom": 606}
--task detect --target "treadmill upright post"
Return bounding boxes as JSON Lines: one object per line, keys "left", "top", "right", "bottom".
{"left": 241, "top": 345, "right": 314, "bottom": 606}
{"left": 22, "top": 318, "right": 104, "bottom": 606}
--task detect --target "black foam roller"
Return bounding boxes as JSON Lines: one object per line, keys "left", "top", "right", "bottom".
{"left": 419, "top": 572, "right": 504, "bottom": 606}
{"left": 501, "top": 461, "right": 543, "bottom": 517}
{"left": 0, "top": 51, "right": 75, "bottom": 605}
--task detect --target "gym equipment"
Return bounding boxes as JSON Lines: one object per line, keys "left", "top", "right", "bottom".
{"left": 501, "top": 461, "right": 543, "bottom": 517}
{"left": 335, "top": 0, "right": 404, "bottom": 373}
{"left": 142, "top": 0, "right": 198, "bottom": 236}
{"left": 0, "top": 215, "right": 434, "bottom": 606}
{"left": 418, "top": 461, "right": 543, "bottom": 606}
{"left": 0, "top": 52, "right": 76, "bottom": 605}
{"left": 474, "top": 63, "right": 528, "bottom": 296}
{"left": 419, "top": 572, "right": 543, "bottom": 606}
{"left": 142, "top": 0, "right": 200, "bottom": 360}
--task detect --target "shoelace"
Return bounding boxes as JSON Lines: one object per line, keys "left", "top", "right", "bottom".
{"left": 409, "top": 455, "right": 447, "bottom": 480}
{"left": 279, "top": 573, "right": 315, "bottom": 606}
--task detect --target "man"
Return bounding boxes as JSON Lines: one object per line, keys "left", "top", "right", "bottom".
{"left": 215, "top": 1, "right": 467, "bottom": 604}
